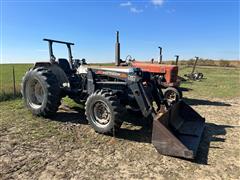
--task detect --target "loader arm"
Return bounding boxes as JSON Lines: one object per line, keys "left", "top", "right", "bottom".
{"left": 87, "top": 67, "right": 161, "bottom": 118}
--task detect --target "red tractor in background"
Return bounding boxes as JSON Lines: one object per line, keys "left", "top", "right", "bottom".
{"left": 114, "top": 31, "right": 182, "bottom": 106}
{"left": 130, "top": 60, "right": 182, "bottom": 106}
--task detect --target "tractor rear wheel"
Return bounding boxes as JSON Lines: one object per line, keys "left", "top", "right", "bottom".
{"left": 163, "top": 87, "right": 182, "bottom": 107}
{"left": 21, "top": 68, "right": 61, "bottom": 117}
{"left": 85, "top": 90, "right": 124, "bottom": 134}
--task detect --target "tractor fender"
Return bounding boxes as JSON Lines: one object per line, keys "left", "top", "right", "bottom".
{"left": 33, "top": 62, "right": 70, "bottom": 88}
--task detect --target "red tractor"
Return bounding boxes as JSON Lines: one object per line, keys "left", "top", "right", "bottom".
{"left": 130, "top": 60, "right": 182, "bottom": 106}
{"left": 114, "top": 32, "right": 182, "bottom": 106}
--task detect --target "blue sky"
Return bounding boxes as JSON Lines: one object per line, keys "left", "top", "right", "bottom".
{"left": 0, "top": 0, "right": 239, "bottom": 63}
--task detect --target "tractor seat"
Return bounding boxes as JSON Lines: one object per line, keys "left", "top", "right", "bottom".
{"left": 58, "top": 58, "right": 73, "bottom": 75}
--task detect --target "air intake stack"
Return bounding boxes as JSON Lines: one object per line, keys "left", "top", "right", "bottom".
{"left": 175, "top": 55, "right": 179, "bottom": 65}
{"left": 158, "top": 46, "right": 163, "bottom": 64}
{"left": 115, "top": 31, "right": 121, "bottom": 66}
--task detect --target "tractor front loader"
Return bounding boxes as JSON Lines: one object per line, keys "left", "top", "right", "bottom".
{"left": 21, "top": 36, "right": 205, "bottom": 159}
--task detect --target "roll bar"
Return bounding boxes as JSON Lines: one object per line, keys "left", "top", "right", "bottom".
{"left": 43, "top": 38, "right": 74, "bottom": 69}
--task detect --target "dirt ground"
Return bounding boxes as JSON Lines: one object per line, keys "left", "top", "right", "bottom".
{"left": 0, "top": 96, "right": 240, "bottom": 179}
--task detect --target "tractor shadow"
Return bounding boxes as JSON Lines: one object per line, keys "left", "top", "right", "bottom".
{"left": 51, "top": 105, "right": 88, "bottom": 124}
{"left": 116, "top": 114, "right": 153, "bottom": 143}
{"left": 115, "top": 113, "right": 234, "bottom": 165}
{"left": 179, "top": 87, "right": 193, "bottom": 92}
{"left": 194, "top": 123, "right": 234, "bottom": 165}
{"left": 183, "top": 97, "right": 231, "bottom": 107}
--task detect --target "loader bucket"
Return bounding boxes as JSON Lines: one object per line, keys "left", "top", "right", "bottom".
{"left": 152, "top": 100, "right": 205, "bottom": 159}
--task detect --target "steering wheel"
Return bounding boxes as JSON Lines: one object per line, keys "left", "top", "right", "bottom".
{"left": 125, "top": 55, "right": 133, "bottom": 64}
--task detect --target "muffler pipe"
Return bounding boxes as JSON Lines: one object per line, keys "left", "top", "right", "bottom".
{"left": 115, "top": 31, "right": 121, "bottom": 66}
{"left": 158, "top": 46, "right": 162, "bottom": 64}
{"left": 175, "top": 55, "right": 179, "bottom": 65}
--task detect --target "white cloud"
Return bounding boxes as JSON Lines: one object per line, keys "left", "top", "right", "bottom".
{"left": 120, "top": 1, "right": 132, "bottom": 7}
{"left": 120, "top": 1, "right": 143, "bottom": 14}
{"left": 151, "top": 0, "right": 164, "bottom": 6}
{"left": 130, "top": 7, "right": 143, "bottom": 13}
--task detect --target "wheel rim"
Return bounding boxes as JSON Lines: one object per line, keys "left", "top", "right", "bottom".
{"left": 92, "top": 100, "right": 111, "bottom": 125}
{"left": 165, "top": 90, "right": 178, "bottom": 105}
{"left": 27, "top": 78, "right": 44, "bottom": 109}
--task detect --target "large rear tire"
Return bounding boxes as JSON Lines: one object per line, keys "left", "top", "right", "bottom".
{"left": 21, "top": 68, "right": 61, "bottom": 117}
{"left": 85, "top": 90, "right": 124, "bottom": 134}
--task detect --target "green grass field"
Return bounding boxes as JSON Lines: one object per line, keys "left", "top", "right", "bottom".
{"left": 0, "top": 64, "right": 33, "bottom": 100}
{"left": 0, "top": 63, "right": 239, "bottom": 101}
{"left": 179, "top": 66, "right": 240, "bottom": 99}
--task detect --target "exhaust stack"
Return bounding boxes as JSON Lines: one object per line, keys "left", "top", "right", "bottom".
{"left": 175, "top": 55, "right": 179, "bottom": 65}
{"left": 115, "top": 31, "right": 121, "bottom": 66}
{"left": 158, "top": 47, "right": 163, "bottom": 64}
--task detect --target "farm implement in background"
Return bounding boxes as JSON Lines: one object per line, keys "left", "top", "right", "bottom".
{"left": 184, "top": 56, "right": 204, "bottom": 81}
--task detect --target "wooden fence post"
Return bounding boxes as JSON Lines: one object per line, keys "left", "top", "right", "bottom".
{"left": 13, "top": 66, "right": 16, "bottom": 97}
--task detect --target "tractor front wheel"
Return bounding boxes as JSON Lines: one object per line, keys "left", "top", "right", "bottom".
{"left": 85, "top": 90, "right": 124, "bottom": 134}
{"left": 163, "top": 87, "right": 182, "bottom": 107}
